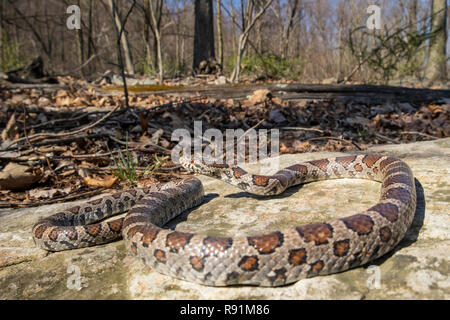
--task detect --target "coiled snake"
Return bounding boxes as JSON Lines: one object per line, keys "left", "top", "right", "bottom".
{"left": 32, "top": 154, "right": 416, "bottom": 286}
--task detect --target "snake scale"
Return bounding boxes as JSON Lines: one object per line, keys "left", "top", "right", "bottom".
{"left": 32, "top": 154, "right": 416, "bottom": 286}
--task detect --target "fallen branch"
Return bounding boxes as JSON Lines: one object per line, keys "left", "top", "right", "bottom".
{"left": 3, "top": 105, "right": 121, "bottom": 150}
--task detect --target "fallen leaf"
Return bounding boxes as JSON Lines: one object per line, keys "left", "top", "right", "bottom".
{"left": 246, "top": 89, "right": 272, "bottom": 104}
{"left": 0, "top": 163, "right": 43, "bottom": 191}
{"left": 83, "top": 175, "right": 118, "bottom": 188}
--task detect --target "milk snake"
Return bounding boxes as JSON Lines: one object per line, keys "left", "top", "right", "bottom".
{"left": 32, "top": 154, "right": 416, "bottom": 286}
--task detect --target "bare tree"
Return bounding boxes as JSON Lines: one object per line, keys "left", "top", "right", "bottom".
{"left": 272, "top": 0, "right": 303, "bottom": 59}
{"left": 106, "top": 0, "right": 135, "bottom": 75}
{"left": 139, "top": 0, "right": 164, "bottom": 82}
{"left": 193, "top": 0, "right": 215, "bottom": 71}
{"left": 107, "top": 0, "right": 136, "bottom": 111}
{"left": 425, "top": 0, "right": 447, "bottom": 85}
{"left": 230, "top": 0, "right": 274, "bottom": 83}
{"left": 216, "top": 0, "right": 224, "bottom": 67}
{"left": 147, "top": 0, "right": 164, "bottom": 82}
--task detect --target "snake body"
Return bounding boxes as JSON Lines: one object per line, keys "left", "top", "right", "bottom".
{"left": 32, "top": 154, "right": 416, "bottom": 286}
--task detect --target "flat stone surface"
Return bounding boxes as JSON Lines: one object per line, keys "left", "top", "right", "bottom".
{"left": 0, "top": 138, "right": 449, "bottom": 299}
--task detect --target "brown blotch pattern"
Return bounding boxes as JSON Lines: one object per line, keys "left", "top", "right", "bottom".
{"left": 48, "top": 228, "right": 60, "bottom": 241}
{"left": 370, "top": 203, "right": 399, "bottom": 222}
{"left": 34, "top": 224, "right": 48, "bottom": 239}
{"left": 189, "top": 255, "right": 205, "bottom": 272}
{"left": 122, "top": 215, "right": 148, "bottom": 229}
{"left": 203, "top": 237, "right": 233, "bottom": 255}
{"left": 112, "top": 193, "right": 122, "bottom": 199}
{"left": 296, "top": 223, "right": 333, "bottom": 245}
{"left": 379, "top": 157, "right": 399, "bottom": 170}
{"left": 333, "top": 239, "right": 350, "bottom": 257}
{"left": 238, "top": 255, "right": 259, "bottom": 272}
{"left": 308, "top": 159, "right": 329, "bottom": 172}
{"left": 127, "top": 225, "right": 146, "bottom": 239}
{"left": 108, "top": 219, "right": 123, "bottom": 233}
{"left": 272, "top": 173, "right": 289, "bottom": 188}
{"left": 288, "top": 248, "right": 307, "bottom": 266}
{"left": 141, "top": 227, "right": 160, "bottom": 247}
{"left": 335, "top": 155, "right": 357, "bottom": 168}
{"left": 309, "top": 260, "right": 324, "bottom": 275}
{"left": 65, "top": 228, "right": 79, "bottom": 241}
{"left": 154, "top": 249, "right": 167, "bottom": 263}
{"left": 212, "top": 162, "right": 229, "bottom": 169}
{"left": 341, "top": 214, "right": 374, "bottom": 235}
{"left": 166, "top": 231, "right": 194, "bottom": 253}
{"left": 362, "top": 154, "right": 382, "bottom": 167}
{"left": 247, "top": 231, "right": 284, "bottom": 254}
{"left": 379, "top": 226, "right": 392, "bottom": 242}
{"left": 385, "top": 166, "right": 410, "bottom": 177}
{"left": 286, "top": 164, "right": 307, "bottom": 174}
{"left": 382, "top": 187, "right": 411, "bottom": 204}
{"left": 383, "top": 174, "right": 412, "bottom": 189}
{"left": 354, "top": 164, "right": 363, "bottom": 172}
{"left": 232, "top": 167, "right": 247, "bottom": 179}
{"left": 85, "top": 224, "right": 102, "bottom": 237}
{"left": 252, "top": 175, "right": 271, "bottom": 187}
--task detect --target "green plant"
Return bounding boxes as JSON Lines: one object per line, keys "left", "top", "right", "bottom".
{"left": 106, "top": 134, "right": 166, "bottom": 184}
{"left": 347, "top": 17, "right": 432, "bottom": 83}
{"left": 235, "top": 53, "right": 302, "bottom": 79}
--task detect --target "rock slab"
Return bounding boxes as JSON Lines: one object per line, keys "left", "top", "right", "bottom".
{"left": 0, "top": 138, "right": 449, "bottom": 299}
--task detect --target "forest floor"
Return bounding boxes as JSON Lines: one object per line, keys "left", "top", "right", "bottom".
{"left": 0, "top": 76, "right": 449, "bottom": 207}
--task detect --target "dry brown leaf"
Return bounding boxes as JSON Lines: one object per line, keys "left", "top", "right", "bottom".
{"left": 246, "top": 89, "right": 272, "bottom": 105}
{"left": 1, "top": 113, "right": 18, "bottom": 142}
{"left": 83, "top": 175, "right": 118, "bottom": 188}
{"left": 0, "top": 163, "right": 43, "bottom": 191}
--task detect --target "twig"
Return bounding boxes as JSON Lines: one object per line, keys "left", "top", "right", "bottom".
{"left": 27, "top": 113, "right": 89, "bottom": 131}
{"left": 282, "top": 126, "right": 324, "bottom": 133}
{"left": 400, "top": 131, "right": 438, "bottom": 140}
{"left": 3, "top": 105, "right": 121, "bottom": 149}
{"left": 53, "top": 54, "right": 99, "bottom": 77}
{"left": 372, "top": 132, "right": 400, "bottom": 144}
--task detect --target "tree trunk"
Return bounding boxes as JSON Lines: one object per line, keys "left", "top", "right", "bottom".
{"left": 230, "top": 0, "right": 274, "bottom": 83}
{"left": 408, "top": 0, "right": 417, "bottom": 33}
{"left": 230, "top": 0, "right": 236, "bottom": 55}
{"left": 147, "top": 0, "right": 163, "bottom": 83}
{"left": 107, "top": 0, "right": 135, "bottom": 75}
{"left": 143, "top": 0, "right": 153, "bottom": 71}
{"left": 425, "top": 0, "right": 447, "bottom": 85}
{"left": 76, "top": 1, "right": 84, "bottom": 76}
{"left": 193, "top": 0, "right": 215, "bottom": 70}
{"left": 215, "top": 0, "right": 223, "bottom": 67}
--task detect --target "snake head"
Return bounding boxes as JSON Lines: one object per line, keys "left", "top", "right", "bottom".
{"left": 178, "top": 154, "right": 200, "bottom": 173}
{"left": 178, "top": 154, "right": 228, "bottom": 177}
